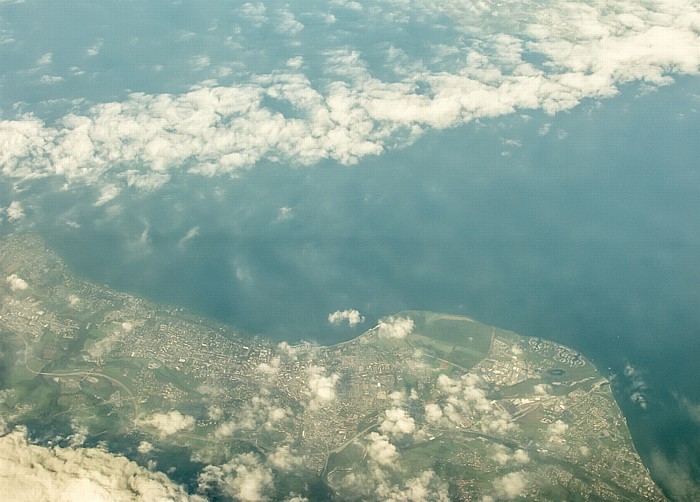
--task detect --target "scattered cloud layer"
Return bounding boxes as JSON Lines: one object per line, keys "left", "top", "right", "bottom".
{"left": 430, "top": 373, "right": 514, "bottom": 435}
{"left": 1, "top": 1, "right": 699, "bottom": 202}
{"left": 335, "top": 431, "right": 449, "bottom": 501}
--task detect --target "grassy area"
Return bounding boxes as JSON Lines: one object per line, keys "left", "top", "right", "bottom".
{"left": 401, "top": 311, "right": 493, "bottom": 369}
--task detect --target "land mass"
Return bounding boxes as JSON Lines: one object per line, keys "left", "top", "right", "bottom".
{"left": 0, "top": 234, "right": 665, "bottom": 500}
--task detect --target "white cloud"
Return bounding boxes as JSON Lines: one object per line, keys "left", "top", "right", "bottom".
{"left": 492, "top": 445, "right": 529, "bottom": 466}
{"left": 388, "top": 390, "right": 405, "bottom": 406}
{"left": 533, "top": 383, "right": 551, "bottom": 395}
{"left": 276, "top": 341, "right": 299, "bottom": 359}
{"left": 493, "top": 471, "right": 527, "bottom": 500}
{"left": 365, "top": 432, "right": 397, "bottom": 466}
{"left": 623, "top": 362, "right": 650, "bottom": 409}
{"left": 547, "top": 419, "right": 569, "bottom": 440}
{"left": 136, "top": 410, "right": 195, "bottom": 438}
{"left": 433, "top": 373, "right": 515, "bottom": 435}
{"left": 257, "top": 356, "right": 281, "bottom": 375}
{"left": 649, "top": 449, "right": 700, "bottom": 501}
{"left": 677, "top": 395, "right": 700, "bottom": 425}
{"left": 328, "top": 309, "right": 365, "bottom": 327}
{"left": 36, "top": 52, "right": 52, "bottom": 66}
{"left": 86, "top": 39, "right": 103, "bottom": 57}
{"left": 207, "top": 405, "right": 224, "bottom": 422}
{"left": 191, "top": 55, "right": 211, "bottom": 71}
{"left": 39, "top": 75, "right": 64, "bottom": 84}
{"left": 214, "top": 420, "right": 238, "bottom": 439}
{"left": 0, "top": 0, "right": 699, "bottom": 202}
{"left": 0, "top": 428, "right": 199, "bottom": 501}
{"left": 178, "top": 226, "right": 200, "bottom": 248}
{"left": 277, "top": 206, "right": 293, "bottom": 221}
{"left": 377, "top": 316, "right": 414, "bottom": 339}
{"left": 94, "top": 184, "right": 121, "bottom": 206}
{"left": 424, "top": 403, "right": 443, "bottom": 423}
{"left": 379, "top": 407, "right": 416, "bottom": 438}
{"left": 198, "top": 453, "right": 273, "bottom": 502}
{"left": 512, "top": 449, "right": 530, "bottom": 465}
{"left": 275, "top": 8, "right": 304, "bottom": 36}
{"left": 379, "top": 470, "right": 449, "bottom": 502}
{"left": 239, "top": 2, "right": 268, "bottom": 27}
{"left": 6, "top": 201, "right": 24, "bottom": 221}
{"left": 214, "top": 396, "right": 291, "bottom": 438}
{"left": 6, "top": 273, "right": 28, "bottom": 291}
{"left": 306, "top": 366, "right": 340, "bottom": 409}
{"left": 266, "top": 445, "right": 300, "bottom": 471}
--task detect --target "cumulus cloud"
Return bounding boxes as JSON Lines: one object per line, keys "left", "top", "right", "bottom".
{"left": 198, "top": 453, "right": 273, "bottom": 502}
{"left": 378, "top": 470, "right": 449, "bottom": 502}
{"left": 6, "top": 274, "right": 28, "bottom": 291}
{"left": 328, "top": 309, "right": 365, "bottom": 327}
{"left": 548, "top": 419, "right": 569, "bottom": 437}
{"left": 379, "top": 408, "right": 416, "bottom": 438}
{"left": 306, "top": 365, "right": 340, "bottom": 409}
{"left": 275, "top": 8, "right": 304, "bottom": 36}
{"left": 6, "top": 201, "right": 24, "bottom": 221}
{"left": 365, "top": 432, "right": 398, "bottom": 467}
{"left": 256, "top": 356, "right": 281, "bottom": 375}
{"left": 214, "top": 396, "right": 291, "bottom": 438}
{"left": 136, "top": 410, "right": 195, "bottom": 438}
{"left": 266, "top": 445, "right": 301, "bottom": 471}
{"left": 424, "top": 403, "right": 443, "bottom": 423}
{"left": 0, "top": 428, "right": 199, "bottom": 501}
{"left": 492, "top": 445, "right": 529, "bottom": 466}
{"left": 432, "top": 373, "right": 514, "bottom": 435}
{"left": 493, "top": 471, "right": 527, "bottom": 500}
{"left": 137, "top": 441, "right": 153, "bottom": 454}
{"left": 335, "top": 431, "right": 449, "bottom": 501}
{"left": 276, "top": 341, "right": 299, "bottom": 360}
{"left": 377, "top": 316, "right": 414, "bottom": 340}
{"left": 533, "top": 383, "right": 551, "bottom": 395}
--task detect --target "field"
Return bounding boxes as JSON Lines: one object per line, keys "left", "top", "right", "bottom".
{"left": 402, "top": 311, "right": 493, "bottom": 369}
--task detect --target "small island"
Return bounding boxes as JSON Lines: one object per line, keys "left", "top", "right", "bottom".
{"left": 0, "top": 234, "right": 665, "bottom": 500}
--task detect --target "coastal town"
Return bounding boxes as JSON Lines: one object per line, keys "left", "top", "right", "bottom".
{"left": 0, "top": 233, "right": 665, "bottom": 500}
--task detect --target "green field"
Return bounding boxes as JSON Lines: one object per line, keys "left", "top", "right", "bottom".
{"left": 401, "top": 311, "right": 493, "bottom": 369}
